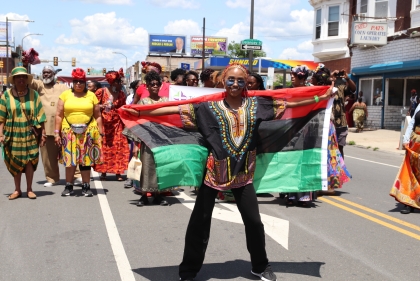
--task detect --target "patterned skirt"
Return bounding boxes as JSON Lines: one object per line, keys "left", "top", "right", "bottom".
{"left": 390, "top": 127, "right": 420, "bottom": 209}
{"left": 59, "top": 125, "right": 102, "bottom": 167}
{"left": 327, "top": 123, "right": 351, "bottom": 190}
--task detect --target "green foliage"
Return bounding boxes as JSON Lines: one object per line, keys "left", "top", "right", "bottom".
{"left": 373, "top": 147, "right": 379, "bottom": 151}
{"left": 273, "top": 74, "right": 292, "bottom": 88}
{"left": 348, "top": 141, "right": 356, "bottom": 145}
{"left": 227, "top": 41, "right": 266, "bottom": 58}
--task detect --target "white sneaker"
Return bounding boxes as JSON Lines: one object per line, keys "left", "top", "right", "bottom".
{"left": 73, "top": 178, "right": 83, "bottom": 186}
{"left": 44, "top": 182, "right": 58, "bottom": 187}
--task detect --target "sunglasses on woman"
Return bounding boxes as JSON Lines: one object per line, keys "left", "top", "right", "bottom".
{"left": 73, "top": 80, "right": 86, "bottom": 84}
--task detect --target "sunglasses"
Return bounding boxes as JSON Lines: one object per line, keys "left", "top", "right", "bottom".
{"left": 73, "top": 80, "right": 86, "bottom": 84}
{"left": 148, "top": 82, "right": 161, "bottom": 87}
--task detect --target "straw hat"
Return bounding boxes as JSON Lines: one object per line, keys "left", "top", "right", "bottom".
{"left": 8, "top": 66, "right": 33, "bottom": 84}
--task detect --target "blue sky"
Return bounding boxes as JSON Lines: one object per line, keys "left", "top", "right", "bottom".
{"left": 1, "top": 0, "right": 315, "bottom": 76}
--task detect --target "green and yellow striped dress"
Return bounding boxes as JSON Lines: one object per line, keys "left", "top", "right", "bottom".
{"left": 0, "top": 89, "right": 46, "bottom": 176}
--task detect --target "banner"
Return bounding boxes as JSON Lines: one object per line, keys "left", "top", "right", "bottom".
{"left": 0, "top": 22, "right": 13, "bottom": 42}
{"left": 169, "top": 85, "right": 221, "bottom": 101}
{"left": 149, "top": 34, "right": 187, "bottom": 54}
{"left": 190, "top": 36, "right": 227, "bottom": 55}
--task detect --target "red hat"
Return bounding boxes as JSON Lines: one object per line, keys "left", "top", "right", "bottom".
{"left": 411, "top": 89, "right": 417, "bottom": 93}
{"left": 141, "top": 61, "right": 162, "bottom": 74}
{"left": 105, "top": 68, "right": 124, "bottom": 84}
{"left": 71, "top": 68, "right": 86, "bottom": 81}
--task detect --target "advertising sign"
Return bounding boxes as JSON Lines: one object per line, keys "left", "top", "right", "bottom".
{"left": 0, "top": 22, "right": 13, "bottom": 42}
{"left": 180, "top": 63, "right": 190, "bottom": 70}
{"left": 352, "top": 21, "right": 388, "bottom": 45}
{"left": 0, "top": 47, "right": 11, "bottom": 58}
{"left": 149, "top": 34, "right": 187, "bottom": 54}
{"left": 190, "top": 36, "right": 227, "bottom": 56}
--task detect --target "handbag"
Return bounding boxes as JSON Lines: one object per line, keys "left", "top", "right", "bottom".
{"left": 19, "top": 96, "right": 42, "bottom": 144}
{"left": 127, "top": 155, "right": 142, "bottom": 180}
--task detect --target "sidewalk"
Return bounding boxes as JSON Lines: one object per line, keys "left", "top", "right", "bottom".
{"left": 345, "top": 128, "right": 404, "bottom": 155}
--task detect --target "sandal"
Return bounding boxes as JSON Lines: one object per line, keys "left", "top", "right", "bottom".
{"left": 116, "top": 174, "right": 124, "bottom": 181}
{"left": 8, "top": 191, "right": 22, "bottom": 200}
{"left": 100, "top": 173, "right": 107, "bottom": 181}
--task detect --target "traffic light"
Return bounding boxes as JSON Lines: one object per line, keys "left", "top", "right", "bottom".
{"left": 87, "top": 68, "right": 91, "bottom": 75}
{"left": 102, "top": 68, "right": 106, "bottom": 76}
{"left": 53, "top": 57, "right": 58, "bottom": 66}
{"left": 0, "top": 61, "right": 3, "bottom": 68}
{"left": 161, "top": 65, "right": 165, "bottom": 72}
{"left": 71, "top": 57, "right": 76, "bottom": 67}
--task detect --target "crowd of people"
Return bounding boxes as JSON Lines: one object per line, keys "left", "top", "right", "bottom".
{"left": 0, "top": 59, "right": 418, "bottom": 281}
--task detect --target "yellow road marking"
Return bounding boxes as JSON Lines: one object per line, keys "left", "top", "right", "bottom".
{"left": 318, "top": 197, "right": 420, "bottom": 241}
{"left": 330, "top": 196, "right": 420, "bottom": 232}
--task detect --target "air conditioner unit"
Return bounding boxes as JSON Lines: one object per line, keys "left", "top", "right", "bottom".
{"left": 359, "top": 13, "right": 367, "bottom": 21}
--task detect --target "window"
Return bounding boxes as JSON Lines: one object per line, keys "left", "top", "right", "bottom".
{"left": 315, "top": 9, "right": 322, "bottom": 39}
{"left": 360, "top": 80, "right": 372, "bottom": 105}
{"left": 328, "top": 6, "right": 340, "bottom": 36}
{"left": 375, "top": 0, "right": 388, "bottom": 18}
{"left": 360, "top": 0, "right": 368, "bottom": 13}
{"left": 388, "top": 79, "right": 404, "bottom": 106}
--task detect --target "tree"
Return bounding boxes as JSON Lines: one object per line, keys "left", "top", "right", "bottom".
{"left": 227, "top": 41, "right": 267, "bottom": 58}
{"left": 273, "top": 74, "right": 292, "bottom": 88}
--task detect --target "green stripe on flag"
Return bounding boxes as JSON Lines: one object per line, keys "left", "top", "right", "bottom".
{"left": 254, "top": 148, "right": 324, "bottom": 193}
{"left": 152, "top": 144, "right": 208, "bottom": 190}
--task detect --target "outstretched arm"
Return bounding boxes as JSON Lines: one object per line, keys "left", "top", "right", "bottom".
{"left": 287, "top": 83, "right": 334, "bottom": 108}
{"left": 122, "top": 105, "right": 179, "bottom": 117}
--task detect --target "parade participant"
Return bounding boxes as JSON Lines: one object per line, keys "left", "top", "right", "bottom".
{"left": 214, "top": 71, "right": 224, "bottom": 89}
{"left": 123, "top": 63, "right": 333, "bottom": 281}
{"left": 170, "top": 68, "right": 186, "bottom": 86}
{"left": 391, "top": 97, "right": 420, "bottom": 214}
{"left": 132, "top": 71, "right": 169, "bottom": 206}
{"left": 133, "top": 61, "right": 169, "bottom": 104}
{"left": 200, "top": 68, "right": 215, "bottom": 88}
{"left": 350, "top": 97, "right": 368, "bottom": 132}
{"left": 1, "top": 67, "right": 47, "bottom": 199}
{"left": 183, "top": 70, "right": 199, "bottom": 87}
{"left": 94, "top": 68, "right": 129, "bottom": 181}
{"left": 247, "top": 73, "right": 266, "bottom": 90}
{"left": 28, "top": 65, "right": 82, "bottom": 187}
{"left": 55, "top": 68, "right": 103, "bottom": 196}
{"left": 87, "top": 80, "right": 102, "bottom": 93}
{"left": 344, "top": 93, "right": 355, "bottom": 128}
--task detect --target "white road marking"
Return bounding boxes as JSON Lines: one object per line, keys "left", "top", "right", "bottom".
{"left": 346, "top": 155, "right": 400, "bottom": 168}
{"left": 91, "top": 171, "right": 135, "bottom": 281}
{"left": 175, "top": 191, "right": 290, "bottom": 250}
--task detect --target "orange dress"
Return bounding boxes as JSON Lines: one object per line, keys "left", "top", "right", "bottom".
{"left": 94, "top": 88, "right": 129, "bottom": 174}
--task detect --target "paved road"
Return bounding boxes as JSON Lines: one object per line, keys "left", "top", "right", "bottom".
{"left": 0, "top": 146, "right": 419, "bottom": 281}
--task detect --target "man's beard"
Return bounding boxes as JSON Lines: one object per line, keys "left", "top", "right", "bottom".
{"left": 43, "top": 76, "right": 54, "bottom": 84}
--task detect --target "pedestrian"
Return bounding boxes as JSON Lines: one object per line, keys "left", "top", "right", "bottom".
{"left": 247, "top": 73, "right": 266, "bottom": 90}
{"left": 87, "top": 80, "right": 102, "bottom": 93}
{"left": 358, "top": 90, "right": 366, "bottom": 103}
{"left": 214, "top": 71, "right": 224, "bottom": 89}
{"left": 123, "top": 62, "right": 334, "bottom": 281}
{"left": 170, "top": 68, "right": 186, "bottom": 86}
{"left": 94, "top": 68, "right": 129, "bottom": 181}
{"left": 409, "top": 89, "right": 418, "bottom": 117}
{"left": 28, "top": 65, "right": 83, "bottom": 187}
{"left": 1, "top": 67, "right": 47, "bottom": 200}
{"left": 55, "top": 68, "right": 103, "bottom": 196}
{"left": 183, "top": 70, "right": 199, "bottom": 87}
{"left": 133, "top": 61, "right": 169, "bottom": 104}
{"left": 199, "top": 68, "right": 215, "bottom": 88}
{"left": 350, "top": 97, "right": 368, "bottom": 132}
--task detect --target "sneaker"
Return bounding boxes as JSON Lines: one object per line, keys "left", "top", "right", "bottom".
{"left": 124, "top": 178, "right": 133, "bottom": 188}
{"left": 82, "top": 183, "right": 93, "bottom": 197}
{"left": 73, "top": 177, "right": 83, "bottom": 186}
{"left": 153, "top": 195, "right": 169, "bottom": 206}
{"left": 44, "top": 182, "right": 58, "bottom": 187}
{"left": 137, "top": 195, "right": 149, "bottom": 207}
{"left": 61, "top": 183, "right": 74, "bottom": 196}
{"left": 251, "top": 265, "right": 277, "bottom": 281}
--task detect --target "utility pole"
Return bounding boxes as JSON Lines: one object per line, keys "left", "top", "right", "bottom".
{"left": 202, "top": 17, "right": 205, "bottom": 72}
{"left": 249, "top": 0, "right": 254, "bottom": 73}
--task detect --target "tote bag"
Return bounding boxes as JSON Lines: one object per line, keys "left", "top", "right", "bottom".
{"left": 127, "top": 156, "right": 142, "bottom": 180}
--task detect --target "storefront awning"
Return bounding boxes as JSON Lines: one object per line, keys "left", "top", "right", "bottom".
{"left": 352, "top": 59, "right": 420, "bottom": 76}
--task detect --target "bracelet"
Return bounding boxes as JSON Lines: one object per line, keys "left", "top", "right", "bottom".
{"left": 54, "top": 129, "right": 60, "bottom": 133}
{"left": 314, "top": 95, "right": 319, "bottom": 103}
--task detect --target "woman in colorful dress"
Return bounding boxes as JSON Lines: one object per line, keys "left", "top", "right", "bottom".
{"left": 94, "top": 68, "right": 129, "bottom": 181}
{"left": 123, "top": 63, "right": 333, "bottom": 281}
{"left": 131, "top": 71, "right": 170, "bottom": 206}
{"left": 0, "top": 67, "right": 47, "bottom": 200}
{"left": 349, "top": 97, "right": 368, "bottom": 132}
{"left": 391, "top": 99, "right": 420, "bottom": 214}
{"left": 54, "top": 68, "right": 103, "bottom": 196}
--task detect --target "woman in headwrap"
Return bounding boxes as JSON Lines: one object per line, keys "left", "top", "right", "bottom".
{"left": 0, "top": 67, "right": 47, "bottom": 200}
{"left": 55, "top": 68, "right": 103, "bottom": 196}
{"left": 132, "top": 61, "right": 169, "bottom": 104}
{"left": 94, "top": 68, "right": 129, "bottom": 181}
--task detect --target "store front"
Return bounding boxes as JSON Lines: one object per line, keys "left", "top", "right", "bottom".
{"left": 352, "top": 59, "right": 420, "bottom": 129}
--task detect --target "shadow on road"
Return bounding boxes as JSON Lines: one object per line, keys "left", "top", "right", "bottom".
{"left": 132, "top": 259, "right": 325, "bottom": 280}
{"left": 4, "top": 190, "right": 55, "bottom": 198}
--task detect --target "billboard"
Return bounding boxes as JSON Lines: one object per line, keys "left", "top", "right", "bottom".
{"left": 352, "top": 21, "right": 388, "bottom": 46}
{"left": 0, "top": 46, "right": 12, "bottom": 58}
{"left": 0, "top": 22, "right": 13, "bottom": 42}
{"left": 149, "top": 34, "right": 187, "bottom": 54}
{"left": 190, "top": 36, "right": 228, "bottom": 56}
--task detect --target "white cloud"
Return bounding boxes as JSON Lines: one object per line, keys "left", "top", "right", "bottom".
{"left": 214, "top": 22, "right": 249, "bottom": 44}
{"left": 278, "top": 47, "right": 313, "bottom": 60}
{"left": 150, "top": 0, "right": 199, "bottom": 9}
{"left": 226, "top": 0, "right": 248, "bottom": 8}
{"left": 55, "top": 12, "right": 148, "bottom": 49}
{"left": 78, "top": 0, "right": 133, "bottom": 4}
{"left": 164, "top": 19, "right": 201, "bottom": 36}
{"left": 297, "top": 40, "right": 313, "bottom": 51}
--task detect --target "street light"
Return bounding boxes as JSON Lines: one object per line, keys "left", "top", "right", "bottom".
{"left": 21, "top": 33, "right": 43, "bottom": 61}
{"left": 112, "top": 52, "right": 127, "bottom": 84}
{"left": 6, "top": 17, "right": 34, "bottom": 86}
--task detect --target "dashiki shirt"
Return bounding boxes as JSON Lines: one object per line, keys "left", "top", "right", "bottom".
{"left": 179, "top": 96, "right": 286, "bottom": 191}
{"left": 0, "top": 89, "right": 46, "bottom": 176}
{"left": 332, "top": 84, "right": 352, "bottom": 129}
